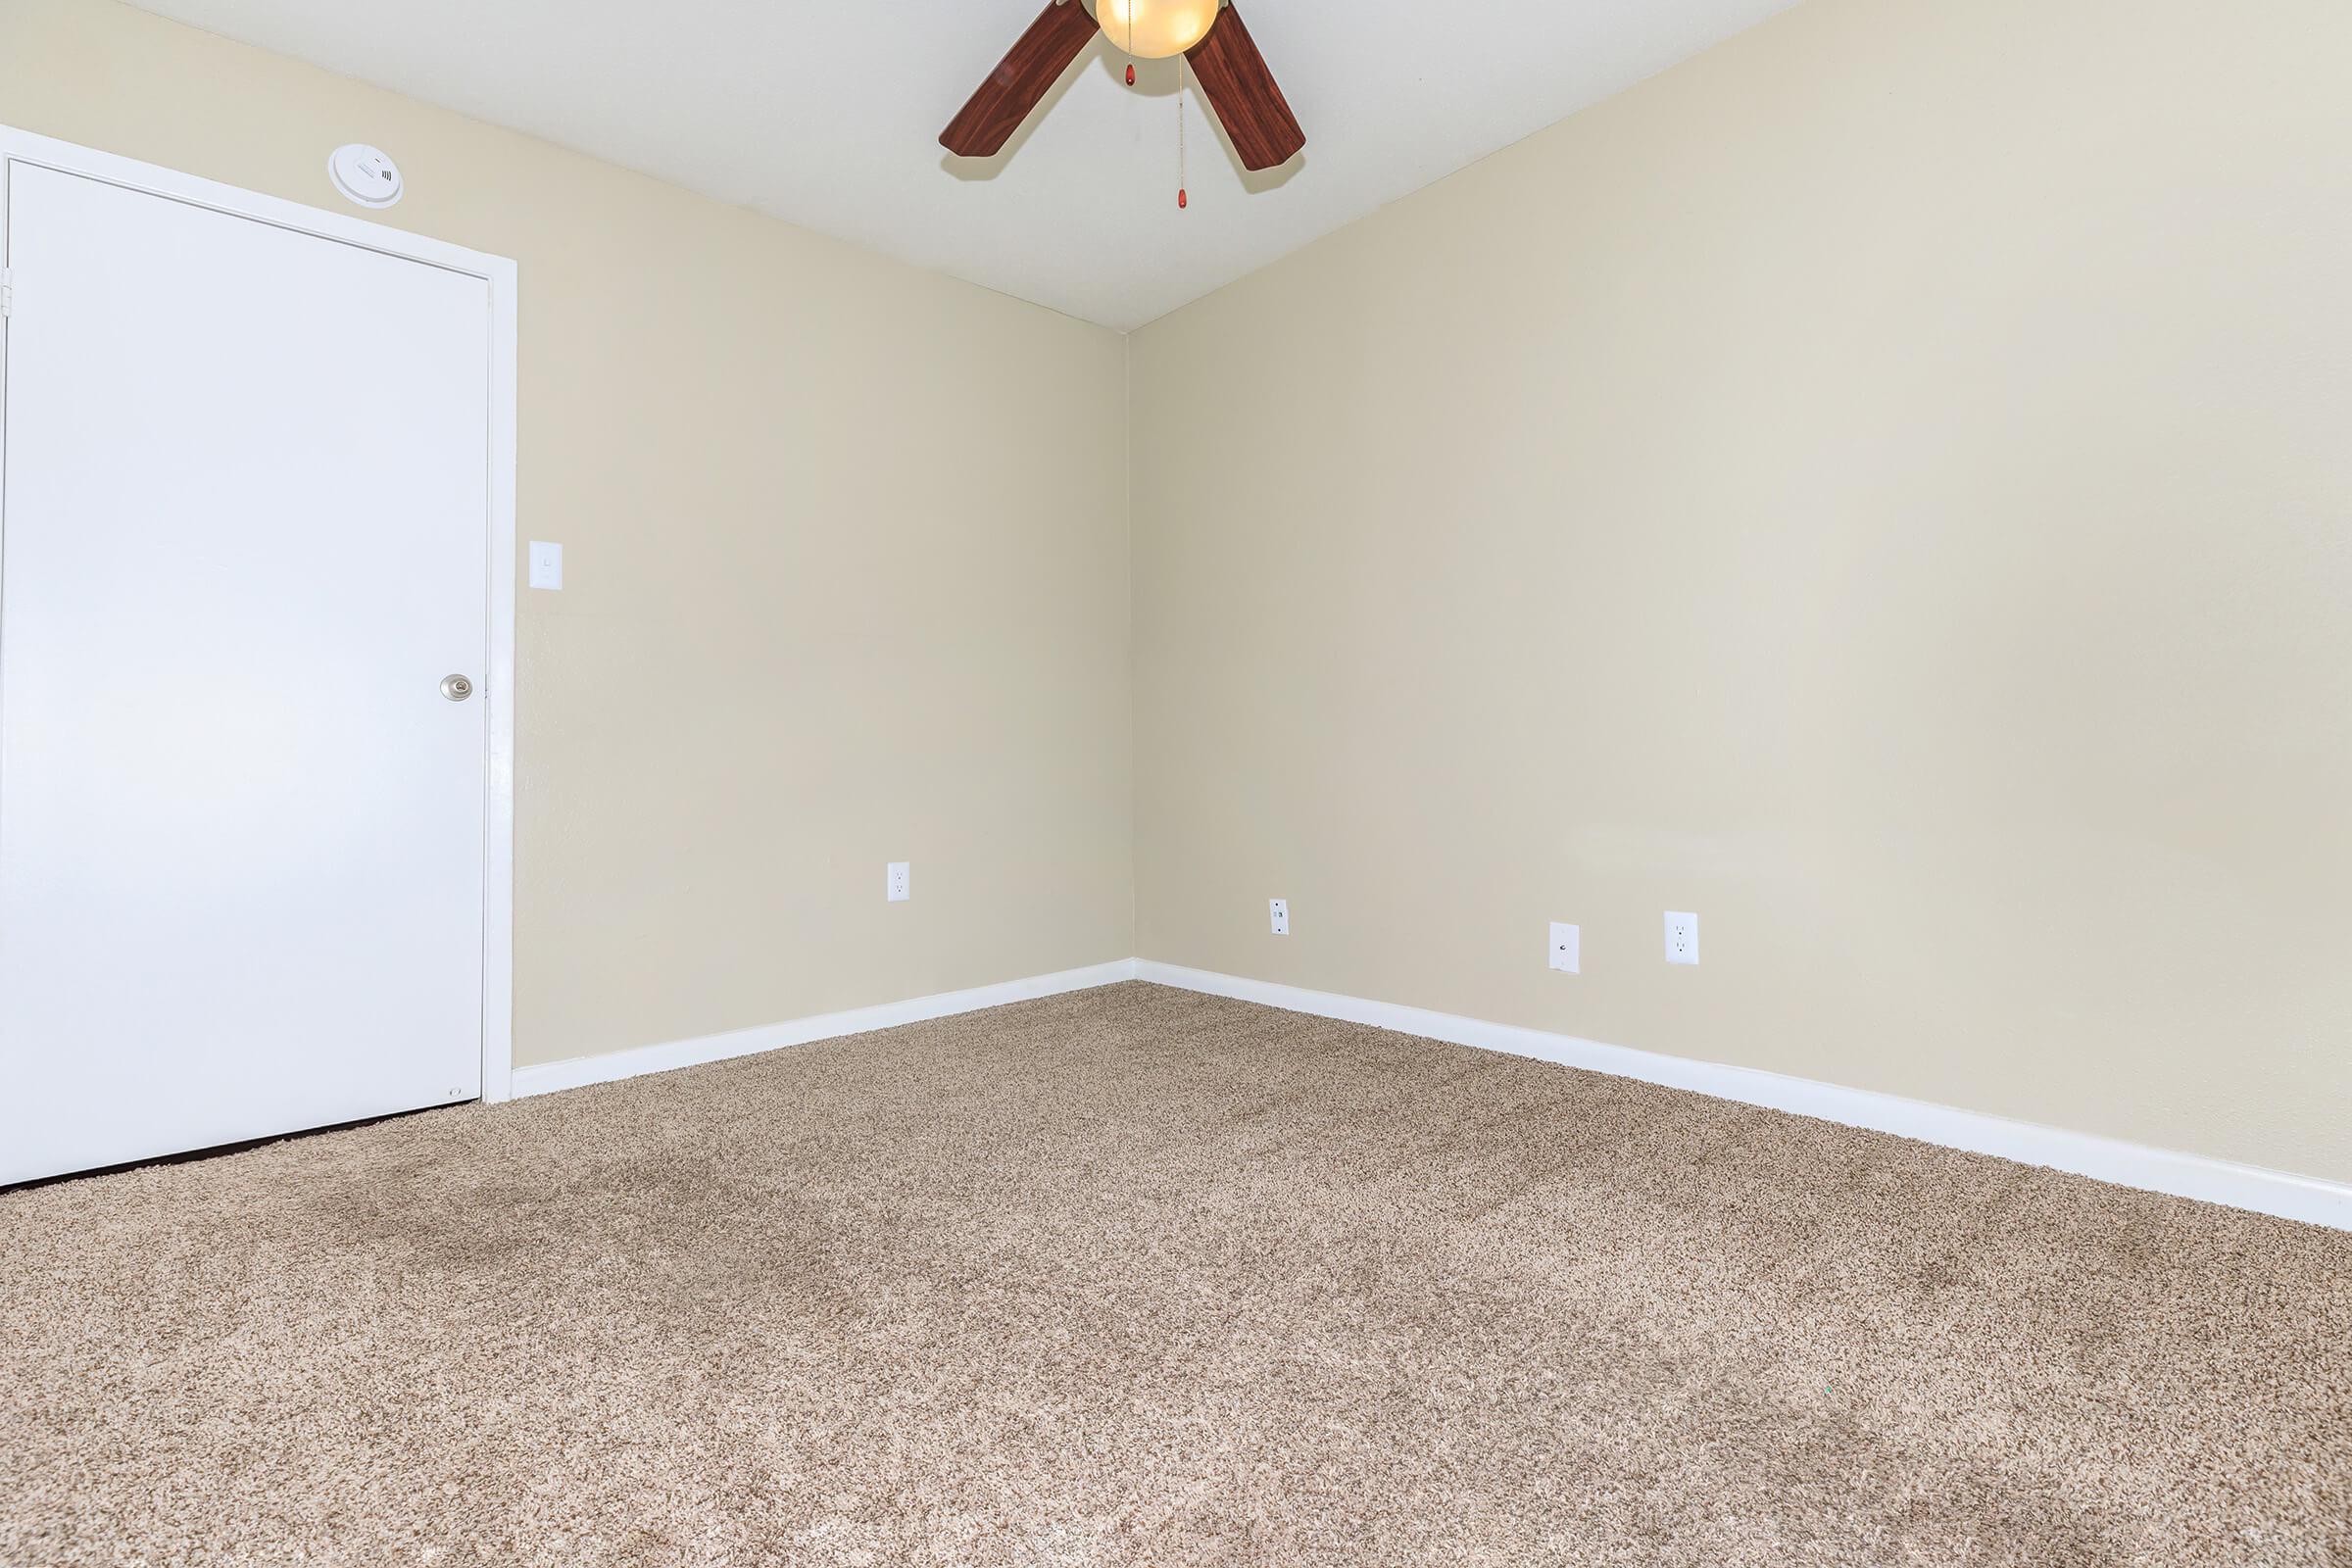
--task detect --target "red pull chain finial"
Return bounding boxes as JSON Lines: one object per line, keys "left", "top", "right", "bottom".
{"left": 1126, "top": 63, "right": 1136, "bottom": 85}
{"left": 1178, "top": 188, "right": 1188, "bottom": 209}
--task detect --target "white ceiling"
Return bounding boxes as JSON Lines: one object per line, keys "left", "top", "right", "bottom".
{"left": 125, "top": 0, "right": 1796, "bottom": 331}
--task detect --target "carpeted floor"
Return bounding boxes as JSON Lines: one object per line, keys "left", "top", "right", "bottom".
{"left": 4, "top": 983, "right": 2346, "bottom": 1567}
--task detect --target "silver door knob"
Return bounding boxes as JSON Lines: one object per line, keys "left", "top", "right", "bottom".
{"left": 440, "top": 674, "right": 475, "bottom": 702}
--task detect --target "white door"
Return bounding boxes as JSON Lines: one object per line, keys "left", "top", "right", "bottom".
{"left": 0, "top": 160, "right": 493, "bottom": 1185}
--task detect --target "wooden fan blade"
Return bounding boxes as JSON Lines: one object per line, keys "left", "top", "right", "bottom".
{"left": 1185, "top": 3, "right": 1305, "bottom": 172}
{"left": 940, "top": 0, "right": 1102, "bottom": 158}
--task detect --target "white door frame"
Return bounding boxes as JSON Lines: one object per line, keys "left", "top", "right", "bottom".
{"left": 0, "top": 124, "right": 518, "bottom": 1106}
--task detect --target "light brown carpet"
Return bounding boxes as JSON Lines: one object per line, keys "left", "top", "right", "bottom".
{"left": 4, "top": 983, "right": 2346, "bottom": 1566}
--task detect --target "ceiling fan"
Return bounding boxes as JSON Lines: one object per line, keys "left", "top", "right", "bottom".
{"left": 940, "top": 0, "right": 1305, "bottom": 172}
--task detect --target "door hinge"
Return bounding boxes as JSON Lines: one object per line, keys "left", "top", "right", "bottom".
{"left": 0, "top": 268, "right": 13, "bottom": 318}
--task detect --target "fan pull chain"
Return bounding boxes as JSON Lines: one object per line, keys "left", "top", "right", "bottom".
{"left": 1177, "top": 63, "right": 1189, "bottom": 209}
{"left": 1125, "top": 3, "right": 1136, "bottom": 84}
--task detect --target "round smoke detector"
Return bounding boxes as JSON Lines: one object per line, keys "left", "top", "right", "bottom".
{"left": 327, "top": 144, "right": 403, "bottom": 209}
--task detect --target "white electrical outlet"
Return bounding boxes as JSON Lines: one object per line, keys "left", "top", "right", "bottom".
{"left": 1548, "top": 922, "right": 1580, "bottom": 973}
{"left": 887, "top": 861, "right": 910, "bottom": 902}
{"left": 1665, "top": 911, "right": 1698, "bottom": 964}
{"left": 1268, "top": 898, "right": 1290, "bottom": 936}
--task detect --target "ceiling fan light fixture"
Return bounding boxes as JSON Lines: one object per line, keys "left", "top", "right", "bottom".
{"left": 942, "top": 0, "right": 1301, "bottom": 172}
{"left": 1094, "top": 0, "right": 1221, "bottom": 59}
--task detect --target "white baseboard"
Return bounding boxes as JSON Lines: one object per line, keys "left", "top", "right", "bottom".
{"left": 510, "top": 959, "right": 1138, "bottom": 1099}
{"left": 505, "top": 954, "right": 2348, "bottom": 1233}
{"left": 1135, "top": 960, "right": 2352, "bottom": 1233}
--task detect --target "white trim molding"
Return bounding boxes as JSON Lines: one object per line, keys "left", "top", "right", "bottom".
{"left": 1135, "top": 961, "right": 2352, "bottom": 1233}
{"left": 511, "top": 959, "right": 1140, "bottom": 1099}
{"left": 505, "top": 955, "right": 2349, "bottom": 1232}
{"left": 478, "top": 244, "right": 519, "bottom": 1106}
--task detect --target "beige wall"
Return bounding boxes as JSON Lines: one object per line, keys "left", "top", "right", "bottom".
{"left": 1132, "top": 0, "right": 2352, "bottom": 1182}
{"left": 0, "top": 0, "right": 1135, "bottom": 1068}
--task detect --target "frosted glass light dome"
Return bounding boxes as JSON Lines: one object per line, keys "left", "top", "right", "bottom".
{"left": 1094, "top": 0, "right": 1221, "bottom": 59}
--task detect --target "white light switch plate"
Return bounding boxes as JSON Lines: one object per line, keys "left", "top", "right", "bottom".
{"left": 1548, "top": 922, "right": 1580, "bottom": 973}
{"left": 1268, "top": 898, "right": 1290, "bottom": 936}
{"left": 1665, "top": 911, "right": 1699, "bottom": 964}
{"left": 528, "top": 540, "right": 564, "bottom": 590}
{"left": 887, "top": 861, "right": 910, "bottom": 902}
